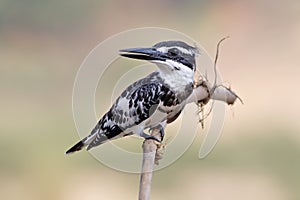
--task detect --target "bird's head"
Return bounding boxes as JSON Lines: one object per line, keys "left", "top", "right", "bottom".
{"left": 120, "top": 41, "right": 199, "bottom": 76}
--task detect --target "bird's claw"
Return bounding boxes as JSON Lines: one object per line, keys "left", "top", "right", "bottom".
{"left": 141, "top": 131, "right": 162, "bottom": 143}
{"left": 149, "top": 124, "right": 165, "bottom": 142}
{"left": 144, "top": 135, "right": 162, "bottom": 143}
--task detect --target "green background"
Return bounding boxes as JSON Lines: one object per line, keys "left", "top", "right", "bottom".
{"left": 1, "top": 1, "right": 300, "bottom": 199}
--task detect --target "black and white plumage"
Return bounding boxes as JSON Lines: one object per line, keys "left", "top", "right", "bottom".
{"left": 66, "top": 41, "right": 199, "bottom": 154}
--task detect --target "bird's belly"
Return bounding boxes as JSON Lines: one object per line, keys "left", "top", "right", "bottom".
{"left": 123, "top": 103, "right": 184, "bottom": 135}
{"left": 144, "top": 103, "right": 183, "bottom": 128}
{"left": 122, "top": 108, "right": 168, "bottom": 135}
{"left": 144, "top": 109, "right": 168, "bottom": 128}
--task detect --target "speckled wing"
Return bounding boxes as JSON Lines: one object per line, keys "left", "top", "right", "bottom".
{"left": 86, "top": 76, "right": 176, "bottom": 150}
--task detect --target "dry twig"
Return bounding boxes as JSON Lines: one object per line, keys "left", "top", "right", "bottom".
{"left": 138, "top": 37, "right": 242, "bottom": 200}
{"left": 139, "top": 128, "right": 164, "bottom": 200}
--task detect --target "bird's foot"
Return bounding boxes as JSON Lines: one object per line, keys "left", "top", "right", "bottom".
{"left": 145, "top": 124, "right": 165, "bottom": 143}
{"left": 150, "top": 124, "right": 165, "bottom": 142}
{"left": 140, "top": 132, "right": 162, "bottom": 143}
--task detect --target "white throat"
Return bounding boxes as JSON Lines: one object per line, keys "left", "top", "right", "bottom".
{"left": 156, "top": 61, "right": 194, "bottom": 92}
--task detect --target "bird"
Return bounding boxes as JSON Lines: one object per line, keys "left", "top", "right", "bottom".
{"left": 66, "top": 40, "right": 199, "bottom": 154}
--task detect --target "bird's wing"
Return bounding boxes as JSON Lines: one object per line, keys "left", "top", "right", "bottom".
{"left": 66, "top": 73, "right": 180, "bottom": 154}
{"left": 65, "top": 73, "right": 183, "bottom": 154}
{"left": 87, "top": 81, "right": 174, "bottom": 150}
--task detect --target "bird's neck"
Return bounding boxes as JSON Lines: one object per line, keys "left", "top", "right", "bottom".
{"left": 158, "top": 69, "right": 194, "bottom": 96}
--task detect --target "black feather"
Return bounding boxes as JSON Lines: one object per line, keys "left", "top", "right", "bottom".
{"left": 65, "top": 140, "right": 85, "bottom": 155}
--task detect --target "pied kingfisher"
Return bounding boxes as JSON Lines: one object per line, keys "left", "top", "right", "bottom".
{"left": 66, "top": 41, "right": 199, "bottom": 154}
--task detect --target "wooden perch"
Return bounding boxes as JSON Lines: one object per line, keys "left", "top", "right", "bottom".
{"left": 138, "top": 37, "right": 242, "bottom": 200}
{"left": 138, "top": 75, "right": 241, "bottom": 200}
{"left": 138, "top": 128, "right": 164, "bottom": 200}
{"left": 187, "top": 72, "right": 243, "bottom": 105}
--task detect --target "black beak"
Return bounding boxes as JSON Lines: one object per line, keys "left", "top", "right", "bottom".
{"left": 119, "top": 47, "right": 165, "bottom": 61}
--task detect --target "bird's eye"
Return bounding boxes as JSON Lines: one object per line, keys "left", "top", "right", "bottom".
{"left": 168, "top": 48, "right": 179, "bottom": 56}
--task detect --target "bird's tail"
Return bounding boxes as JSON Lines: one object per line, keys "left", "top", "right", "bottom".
{"left": 65, "top": 133, "right": 97, "bottom": 155}
{"left": 65, "top": 140, "right": 85, "bottom": 155}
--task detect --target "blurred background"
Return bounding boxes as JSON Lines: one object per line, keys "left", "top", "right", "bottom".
{"left": 1, "top": 0, "right": 300, "bottom": 199}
